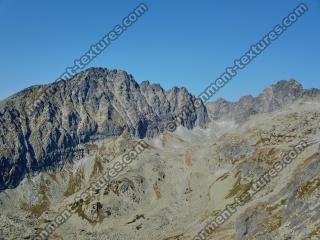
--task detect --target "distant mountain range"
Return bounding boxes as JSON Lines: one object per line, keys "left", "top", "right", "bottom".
{"left": 207, "top": 79, "right": 320, "bottom": 122}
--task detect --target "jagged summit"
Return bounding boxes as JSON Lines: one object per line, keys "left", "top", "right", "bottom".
{"left": 0, "top": 67, "right": 209, "bottom": 190}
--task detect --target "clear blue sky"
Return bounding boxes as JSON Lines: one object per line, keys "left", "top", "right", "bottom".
{"left": 0, "top": 0, "right": 319, "bottom": 102}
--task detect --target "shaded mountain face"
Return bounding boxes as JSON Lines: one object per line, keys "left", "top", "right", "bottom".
{"left": 0, "top": 68, "right": 209, "bottom": 190}
{"left": 206, "top": 80, "right": 320, "bottom": 123}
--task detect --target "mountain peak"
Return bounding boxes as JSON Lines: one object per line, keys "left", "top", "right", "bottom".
{"left": 261, "top": 79, "right": 303, "bottom": 98}
{"left": 0, "top": 67, "right": 209, "bottom": 189}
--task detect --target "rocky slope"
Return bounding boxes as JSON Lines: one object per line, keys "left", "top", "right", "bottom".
{"left": 0, "top": 68, "right": 209, "bottom": 190}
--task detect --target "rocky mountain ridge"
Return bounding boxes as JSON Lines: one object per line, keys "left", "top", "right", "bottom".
{"left": 0, "top": 71, "right": 319, "bottom": 240}
{"left": 0, "top": 70, "right": 319, "bottom": 193}
{"left": 0, "top": 67, "right": 209, "bottom": 190}
{"left": 207, "top": 79, "right": 320, "bottom": 122}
